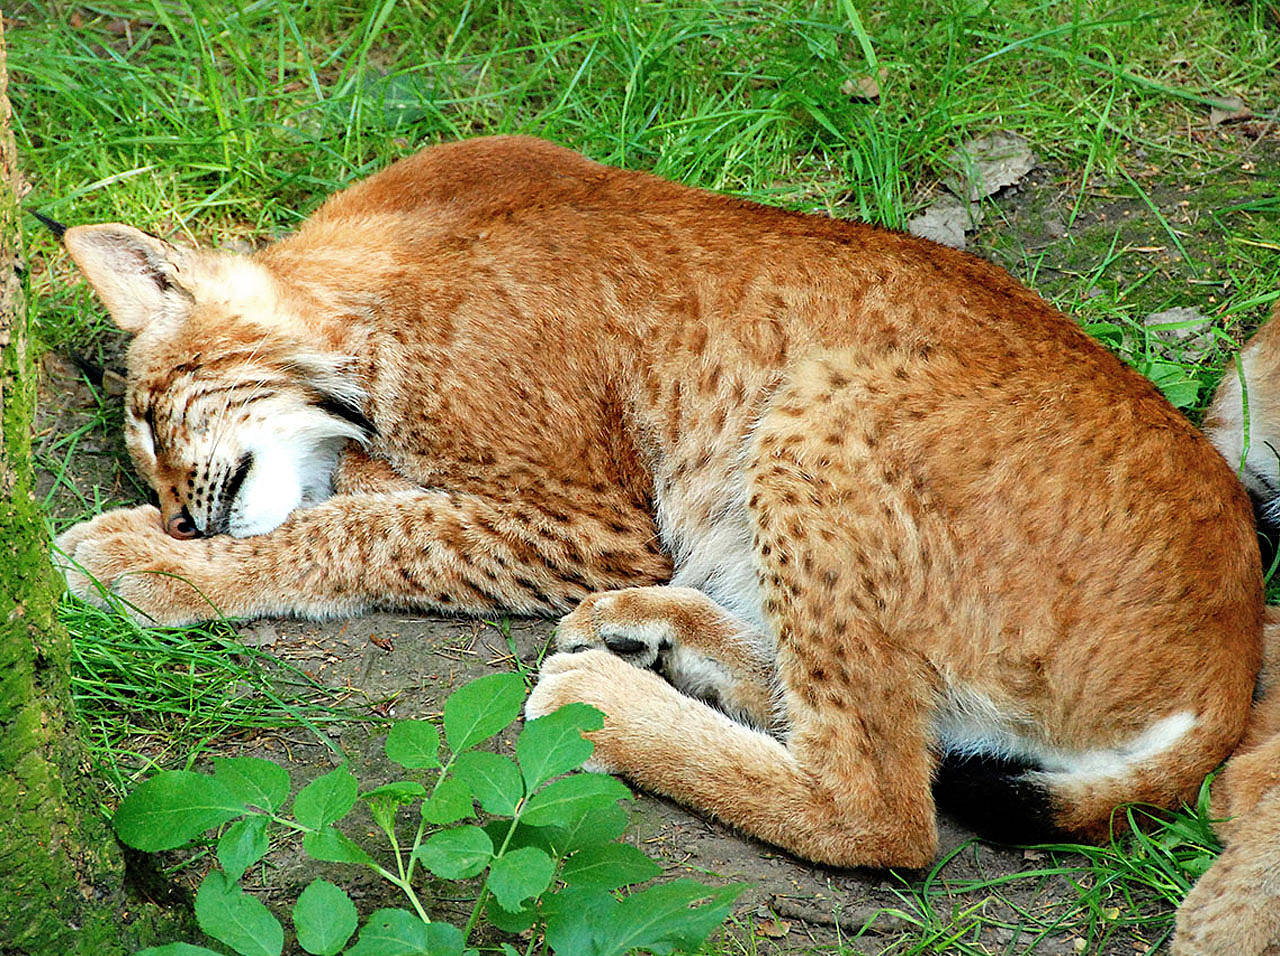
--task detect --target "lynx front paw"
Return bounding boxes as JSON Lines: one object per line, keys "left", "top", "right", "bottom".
{"left": 554, "top": 589, "right": 677, "bottom": 668}
{"left": 54, "top": 506, "right": 220, "bottom": 626}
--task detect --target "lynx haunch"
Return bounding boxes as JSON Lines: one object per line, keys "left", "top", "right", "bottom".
{"left": 53, "top": 136, "right": 1280, "bottom": 954}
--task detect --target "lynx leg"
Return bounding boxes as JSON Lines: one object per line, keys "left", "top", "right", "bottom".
{"left": 1210, "top": 608, "right": 1280, "bottom": 834}
{"left": 1173, "top": 787, "right": 1280, "bottom": 956}
{"left": 554, "top": 585, "right": 780, "bottom": 730}
{"left": 531, "top": 375, "right": 941, "bottom": 868}
{"left": 1173, "top": 612, "right": 1280, "bottom": 956}
{"left": 56, "top": 486, "right": 669, "bottom": 626}
{"left": 331, "top": 447, "right": 423, "bottom": 495}
{"left": 529, "top": 638, "right": 938, "bottom": 869}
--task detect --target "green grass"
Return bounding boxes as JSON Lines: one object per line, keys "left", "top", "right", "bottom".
{"left": 8, "top": 0, "right": 1280, "bottom": 952}
{"left": 65, "top": 602, "right": 362, "bottom": 795}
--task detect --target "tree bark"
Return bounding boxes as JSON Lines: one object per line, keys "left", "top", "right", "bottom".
{"left": 0, "top": 19, "right": 189, "bottom": 953}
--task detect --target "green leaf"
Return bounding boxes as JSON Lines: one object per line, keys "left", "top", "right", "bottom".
{"left": 609, "top": 880, "right": 746, "bottom": 955}
{"left": 543, "top": 880, "right": 745, "bottom": 956}
{"left": 136, "top": 946, "right": 227, "bottom": 956}
{"left": 549, "top": 802, "right": 629, "bottom": 853}
{"left": 362, "top": 781, "right": 427, "bottom": 803}
{"left": 114, "top": 771, "right": 246, "bottom": 851}
{"left": 516, "top": 702, "right": 604, "bottom": 789}
{"left": 452, "top": 751, "right": 522, "bottom": 815}
{"left": 1142, "top": 359, "right": 1202, "bottom": 409}
{"left": 413, "top": 825, "right": 493, "bottom": 880}
{"left": 194, "top": 870, "right": 284, "bottom": 956}
{"left": 560, "top": 843, "right": 661, "bottom": 891}
{"left": 522, "top": 773, "right": 632, "bottom": 827}
{"left": 217, "top": 815, "right": 270, "bottom": 882}
{"left": 443, "top": 672, "right": 526, "bottom": 752}
{"left": 292, "top": 766, "right": 358, "bottom": 830}
{"left": 212, "top": 757, "right": 291, "bottom": 812}
{"left": 363, "top": 781, "right": 428, "bottom": 830}
{"left": 539, "top": 887, "right": 616, "bottom": 955}
{"left": 293, "top": 879, "right": 357, "bottom": 956}
{"left": 420, "top": 776, "right": 474, "bottom": 825}
{"left": 484, "top": 897, "right": 539, "bottom": 934}
{"left": 385, "top": 720, "right": 442, "bottom": 769}
{"left": 302, "top": 826, "right": 375, "bottom": 866}
{"left": 485, "top": 846, "right": 556, "bottom": 911}
{"left": 345, "top": 908, "right": 464, "bottom": 956}
{"left": 481, "top": 820, "right": 559, "bottom": 857}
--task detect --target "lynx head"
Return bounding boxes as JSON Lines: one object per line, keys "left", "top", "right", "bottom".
{"left": 63, "top": 224, "right": 374, "bottom": 539}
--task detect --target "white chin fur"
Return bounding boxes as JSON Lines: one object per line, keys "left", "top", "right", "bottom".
{"left": 227, "top": 427, "right": 349, "bottom": 537}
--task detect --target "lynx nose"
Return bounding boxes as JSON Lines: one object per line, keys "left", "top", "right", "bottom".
{"left": 165, "top": 506, "right": 202, "bottom": 540}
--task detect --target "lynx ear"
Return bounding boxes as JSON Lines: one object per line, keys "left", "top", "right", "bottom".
{"left": 63, "top": 224, "right": 194, "bottom": 333}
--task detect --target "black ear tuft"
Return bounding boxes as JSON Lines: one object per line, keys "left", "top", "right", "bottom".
{"left": 67, "top": 350, "right": 106, "bottom": 389}
{"left": 316, "top": 392, "right": 377, "bottom": 438}
{"left": 28, "top": 209, "right": 68, "bottom": 240}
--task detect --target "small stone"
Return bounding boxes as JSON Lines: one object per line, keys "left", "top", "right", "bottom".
{"left": 1144, "top": 305, "right": 1215, "bottom": 361}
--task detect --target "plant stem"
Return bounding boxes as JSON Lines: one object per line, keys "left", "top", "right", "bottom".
{"left": 273, "top": 812, "right": 431, "bottom": 922}
{"left": 403, "top": 816, "right": 427, "bottom": 885}
{"left": 389, "top": 873, "right": 433, "bottom": 925}
{"left": 462, "top": 796, "right": 526, "bottom": 941}
{"left": 405, "top": 759, "right": 452, "bottom": 887}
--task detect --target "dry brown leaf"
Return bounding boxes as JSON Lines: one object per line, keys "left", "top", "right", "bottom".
{"left": 1209, "top": 95, "right": 1252, "bottom": 127}
{"left": 102, "top": 369, "right": 127, "bottom": 396}
{"left": 842, "top": 67, "right": 889, "bottom": 101}
{"left": 906, "top": 194, "right": 983, "bottom": 250}
{"left": 756, "top": 917, "right": 791, "bottom": 938}
{"left": 944, "top": 131, "right": 1037, "bottom": 202}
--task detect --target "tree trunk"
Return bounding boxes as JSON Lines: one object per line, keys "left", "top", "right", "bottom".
{"left": 0, "top": 19, "right": 189, "bottom": 954}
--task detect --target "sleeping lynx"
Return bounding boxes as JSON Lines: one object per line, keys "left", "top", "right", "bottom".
{"left": 53, "top": 135, "right": 1280, "bottom": 954}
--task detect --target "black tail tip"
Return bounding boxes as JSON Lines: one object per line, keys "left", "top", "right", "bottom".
{"left": 934, "top": 751, "right": 1064, "bottom": 846}
{"left": 27, "top": 209, "right": 68, "bottom": 240}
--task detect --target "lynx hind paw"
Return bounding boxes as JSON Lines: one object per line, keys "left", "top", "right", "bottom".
{"left": 527, "top": 650, "right": 640, "bottom": 773}
{"left": 554, "top": 590, "right": 674, "bottom": 668}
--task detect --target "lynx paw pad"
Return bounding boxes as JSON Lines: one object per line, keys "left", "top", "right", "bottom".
{"left": 554, "top": 591, "right": 674, "bottom": 668}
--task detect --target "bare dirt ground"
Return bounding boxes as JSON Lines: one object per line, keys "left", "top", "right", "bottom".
{"left": 32, "top": 132, "right": 1279, "bottom": 954}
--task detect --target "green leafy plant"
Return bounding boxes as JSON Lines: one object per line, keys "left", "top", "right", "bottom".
{"left": 113, "top": 672, "right": 742, "bottom": 956}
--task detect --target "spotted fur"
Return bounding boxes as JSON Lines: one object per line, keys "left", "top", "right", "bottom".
{"left": 53, "top": 137, "right": 1275, "bottom": 941}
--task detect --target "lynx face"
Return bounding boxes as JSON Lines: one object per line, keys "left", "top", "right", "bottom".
{"left": 66, "top": 223, "right": 373, "bottom": 539}
{"left": 124, "top": 362, "right": 365, "bottom": 538}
